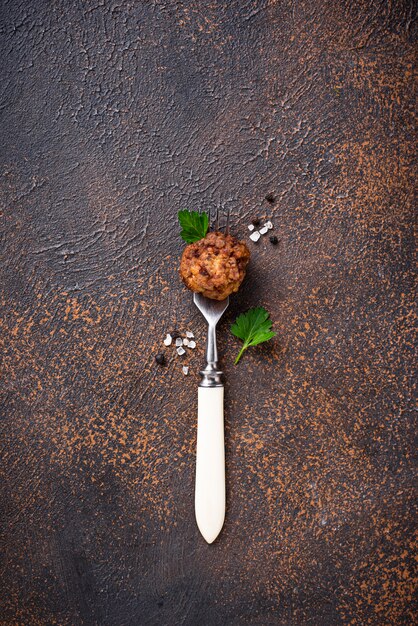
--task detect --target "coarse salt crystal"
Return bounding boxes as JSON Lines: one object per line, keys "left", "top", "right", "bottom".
{"left": 186, "top": 331, "right": 194, "bottom": 338}
{"left": 175, "top": 337, "right": 183, "bottom": 347}
{"left": 163, "top": 333, "right": 172, "bottom": 346}
{"left": 187, "top": 340, "right": 196, "bottom": 349}
{"left": 183, "top": 338, "right": 189, "bottom": 346}
{"left": 259, "top": 226, "right": 268, "bottom": 235}
{"left": 265, "top": 220, "right": 273, "bottom": 230}
{"left": 177, "top": 346, "right": 186, "bottom": 355}
{"left": 182, "top": 366, "right": 189, "bottom": 375}
{"left": 248, "top": 224, "right": 255, "bottom": 231}
{"left": 250, "top": 231, "right": 261, "bottom": 242}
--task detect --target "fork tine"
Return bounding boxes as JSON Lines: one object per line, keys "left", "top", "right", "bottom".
{"left": 225, "top": 207, "right": 230, "bottom": 235}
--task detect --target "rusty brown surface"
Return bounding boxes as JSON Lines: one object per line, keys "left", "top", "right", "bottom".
{"left": 0, "top": 1, "right": 416, "bottom": 624}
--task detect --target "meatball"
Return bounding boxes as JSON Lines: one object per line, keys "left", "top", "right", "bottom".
{"left": 180, "top": 231, "right": 250, "bottom": 301}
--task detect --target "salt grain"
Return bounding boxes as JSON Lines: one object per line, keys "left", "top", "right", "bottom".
{"left": 186, "top": 331, "right": 194, "bottom": 338}
{"left": 183, "top": 338, "right": 189, "bottom": 346}
{"left": 177, "top": 346, "right": 186, "bottom": 355}
{"left": 182, "top": 366, "right": 189, "bottom": 375}
{"left": 175, "top": 337, "right": 183, "bottom": 347}
{"left": 259, "top": 226, "right": 269, "bottom": 235}
{"left": 265, "top": 221, "right": 273, "bottom": 230}
{"left": 248, "top": 224, "right": 255, "bottom": 231}
{"left": 163, "top": 334, "right": 172, "bottom": 346}
{"left": 250, "top": 231, "right": 261, "bottom": 242}
{"left": 187, "top": 341, "right": 196, "bottom": 349}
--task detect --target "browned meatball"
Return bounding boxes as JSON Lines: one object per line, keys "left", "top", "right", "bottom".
{"left": 180, "top": 231, "right": 250, "bottom": 300}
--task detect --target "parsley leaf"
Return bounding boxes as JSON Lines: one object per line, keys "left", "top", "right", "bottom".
{"left": 178, "top": 210, "right": 209, "bottom": 243}
{"left": 231, "top": 307, "right": 276, "bottom": 364}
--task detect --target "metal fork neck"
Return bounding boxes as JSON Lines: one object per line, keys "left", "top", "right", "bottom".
{"left": 206, "top": 323, "right": 217, "bottom": 366}
{"left": 199, "top": 323, "right": 223, "bottom": 387}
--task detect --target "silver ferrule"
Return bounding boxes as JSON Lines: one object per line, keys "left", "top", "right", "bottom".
{"left": 199, "top": 363, "right": 223, "bottom": 387}
{"left": 199, "top": 323, "right": 224, "bottom": 387}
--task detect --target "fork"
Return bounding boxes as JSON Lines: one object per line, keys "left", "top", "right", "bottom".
{"left": 193, "top": 208, "right": 230, "bottom": 543}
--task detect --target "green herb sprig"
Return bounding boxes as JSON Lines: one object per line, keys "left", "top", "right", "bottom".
{"left": 231, "top": 307, "right": 276, "bottom": 364}
{"left": 178, "top": 210, "right": 209, "bottom": 243}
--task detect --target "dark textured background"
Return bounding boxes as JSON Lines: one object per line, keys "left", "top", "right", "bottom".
{"left": 1, "top": 1, "right": 416, "bottom": 624}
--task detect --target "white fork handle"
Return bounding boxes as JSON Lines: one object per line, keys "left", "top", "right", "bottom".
{"left": 195, "top": 386, "right": 225, "bottom": 543}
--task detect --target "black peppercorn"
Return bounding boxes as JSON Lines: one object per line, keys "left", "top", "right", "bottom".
{"left": 170, "top": 330, "right": 181, "bottom": 340}
{"left": 155, "top": 353, "right": 165, "bottom": 365}
{"left": 252, "top": 217, "right": 261, "bottom": 227}
{"left": 265, "top": 193, "right": 275, "bottom": 203}
{"left": 269, "top": 235, "right": 279, "bottom": 245}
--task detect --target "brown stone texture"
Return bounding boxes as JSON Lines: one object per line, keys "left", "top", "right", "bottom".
{"left": 0, "top": 1, "right": 416, "bottom": 624}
